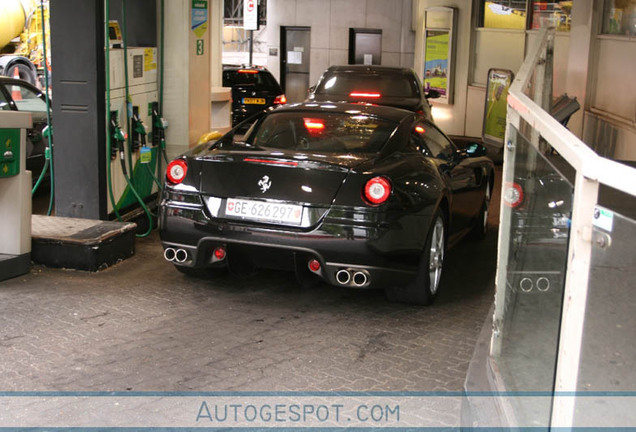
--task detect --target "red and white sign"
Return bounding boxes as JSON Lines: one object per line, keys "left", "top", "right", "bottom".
{"left": 244, "top": 0, "right": 258, "bottom": 30}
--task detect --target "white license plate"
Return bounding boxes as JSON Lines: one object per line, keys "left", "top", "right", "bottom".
{"left": 225, "top": 198, "right": 303, "bottom": 225}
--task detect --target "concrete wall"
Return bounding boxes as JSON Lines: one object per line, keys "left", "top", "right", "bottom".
{"left": 262, "top": 0, "right": 416, "bottom": 88}
{"left": 413, "top": 0, "right": 473, "bottom": 136}
{"left": 414, "top": 0, "right": 635, "bottom": 159}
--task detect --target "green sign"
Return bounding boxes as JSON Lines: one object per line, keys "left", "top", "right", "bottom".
{"left": 483, "top": 69, "right": 513, "bottom": 146}
{"left": 0, "top": 128, "right": 21, "bottom": 178}
{"left": 139, "top": 147, "right": 152, "bottom": 164}
{"left": 191, "top": 0, "right": 208, "bottom": 38}
{"left": 196, "top": 39, "right": 204, "bottom": 56}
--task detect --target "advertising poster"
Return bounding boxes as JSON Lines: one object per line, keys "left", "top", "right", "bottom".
{"left": 191, "top": 0, "right": 208, "bottom": 38}
{"left": 483, "top": 69, "right": 513, "bottom": 147}
{"left": 424, "top": 30, "right": 449, "bottom": 98}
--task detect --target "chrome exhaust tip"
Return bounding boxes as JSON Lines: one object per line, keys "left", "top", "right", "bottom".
{"left": 352, "top": 271, "right": 368, "bottom": 287}
{"left": 174, "top": 248, "right": 188, "bottom": 263}
{"left": 336, "top": 269, "right": 351, "bottom": 285}
{"left": 164, "top": 248, "right": 176, "bottom": 262}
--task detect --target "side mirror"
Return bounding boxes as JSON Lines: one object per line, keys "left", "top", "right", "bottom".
{"left": 425, "top": 89, "right": 441, "bottom": 99}
{"left": 307, "top": 85, "right": 316, "bottom": 94}
{"left": 465, "top": 142, "right": 488, "bottom": 157}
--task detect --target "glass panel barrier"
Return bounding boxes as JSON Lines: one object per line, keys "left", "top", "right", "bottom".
{"left": 493, "top": 124, "right": 573, "bottom": 425}
{"left": 574, "top": 205, "right": 636, "bottom": 426}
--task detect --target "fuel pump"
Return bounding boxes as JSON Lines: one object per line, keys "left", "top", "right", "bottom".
{"left": 0, "top": 111, "right": 32, "bottom": 281}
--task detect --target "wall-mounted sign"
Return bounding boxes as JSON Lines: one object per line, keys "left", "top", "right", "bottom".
{"left": 244, "top": 0, "right": 259, "bottom": 31}
{"left": 287, "top": 51, "right": 302, "bottom": 65}
{"left": 482, "top": 68, "right": 514, "bottom": 147}
{"left": 191, "top": 0, "right": 208, "bottom": 38}
{"left": 422, "top": 7, "right": 456, "bottom": 105}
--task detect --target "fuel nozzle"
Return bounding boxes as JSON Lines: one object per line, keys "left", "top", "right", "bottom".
{"left": 151, "top": 102, "right": 168, "bottom": 149}
{"left": 131, "top": 106, "right": 147, "bottom": 152}
{"left": 110, "top": 111, "right": 126, "bottom": 160}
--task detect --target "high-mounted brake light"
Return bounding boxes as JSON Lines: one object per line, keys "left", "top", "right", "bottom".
{"left": 273, "top": 94, "right": 287, "bottom": 104}
{"left": 303, "top": 118, "right": 325, "bottom": 131}
{"left": 238, "top": 69, "right": 258, "bottom": 74}
{"left": 166, "top": 159, "right": 188, "bottom": 184}
{"left": 503, "top": 182, "right": 524, "bottom": 208}
{"left": 350, "top": 92, "right": 381, "bottom": 98}
{"left": 363, "top": 176, "right": 392, "bottom": 205}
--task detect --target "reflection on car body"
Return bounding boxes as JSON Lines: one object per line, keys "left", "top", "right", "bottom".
{"left": 159, "top": 102, "right": 493, "bottom": 305}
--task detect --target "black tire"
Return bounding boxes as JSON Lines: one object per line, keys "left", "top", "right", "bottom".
{"left": 472, "top": 179, "right": 492, "bottom": 240}
{"left": 7, "top": 63, "right": 37, "bottom": 86}
{"left": 385, "top": 210, "right": 446, "bottom": 305}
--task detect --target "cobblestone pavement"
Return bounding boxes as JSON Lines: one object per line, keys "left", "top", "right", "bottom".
{"left": 1, "top": 170, "right": 501, "bottom": 394}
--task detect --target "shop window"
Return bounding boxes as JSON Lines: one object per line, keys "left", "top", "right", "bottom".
{"left": 530, "top": 1, "right": 572, "bottom": 32}
{"left": 601, "top": 0, "right": 636, "bottom": 35}
{"left": 479, "top": 1, "right": 528, "bottom": 29}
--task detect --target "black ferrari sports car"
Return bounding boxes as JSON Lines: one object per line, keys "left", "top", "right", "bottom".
{"left": 159, "top": 102, "right": 494, "bottom": 305}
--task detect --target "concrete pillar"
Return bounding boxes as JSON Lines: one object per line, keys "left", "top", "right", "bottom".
{"left": 565, "top": 1, "right": 595, "bottom": 139}
{"left": 163, "top": 0, "right": 212, "bottom": 159}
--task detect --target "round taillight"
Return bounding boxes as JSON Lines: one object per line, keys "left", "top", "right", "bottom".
{"left": 363, "top": 176, "right": 392, "bottom": 205}
{"left": 166, "top": 159, "right": 187, "bottom": 184}
{"left": 503, "top": 182, "right": 524, "bottom": 208}
{"left": 214, "top": 247, "right": 226, "bottom": 260}
{"left": 308, "top": 259, "right": 321, "bottom": 272}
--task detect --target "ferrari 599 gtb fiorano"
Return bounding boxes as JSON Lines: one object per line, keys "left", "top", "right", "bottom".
{"left": 159, "top": 102, "right": 493, "bottom": 305}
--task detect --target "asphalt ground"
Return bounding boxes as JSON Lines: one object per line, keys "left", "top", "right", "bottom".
{"left": 2, "top": 168, "right": 501, "bottom": 393}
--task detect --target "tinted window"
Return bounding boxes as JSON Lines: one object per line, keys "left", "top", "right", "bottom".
{"left": 245, "top": 112, "right": 399, "bottom": 153}
{"left": 415, "top": 122, "right": 456, "bottom": 160}
{"left": 223, "top": 70, "right": 280, "bottom": 91}
{"left": 315, "top": 72, "right": 420, "bottom": 98}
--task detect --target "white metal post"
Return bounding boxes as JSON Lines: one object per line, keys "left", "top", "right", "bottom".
{"left": 491, "top": 109, "right": 521, "bottom": 357}
{"left": 550, "top": 172, "right": 598, "bottom": 428}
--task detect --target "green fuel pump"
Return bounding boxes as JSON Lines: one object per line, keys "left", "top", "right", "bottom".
{"left": 104, "top": 0, "right": 164, "bottom": 237}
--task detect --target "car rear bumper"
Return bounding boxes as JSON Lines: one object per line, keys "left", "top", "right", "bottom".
{"left": 158, "top": 194, "right": 432, "bottom": 289}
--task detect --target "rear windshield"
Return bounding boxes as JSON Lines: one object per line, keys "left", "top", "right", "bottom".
{"left": 244, "top": 112, "right": 399, "bottom": 153}
{"left": 223, "top": 70, "right": 280, "bottom": 90}
{"left": 315, "top": 72, "right": 420, "bottom": 99}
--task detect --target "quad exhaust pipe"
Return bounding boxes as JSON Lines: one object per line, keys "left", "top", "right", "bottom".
{"left": 164, "top": 247, "right": 189, "bottom": 263}
{"left": 336, "top": 268, "right": 370, "bottom": 287}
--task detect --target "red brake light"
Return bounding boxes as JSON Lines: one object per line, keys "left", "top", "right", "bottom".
{"left": 308, "top": 259, "right": 321, "bottom": 272}
{"left": 415, "top": 126, "right": 426, "bottom": 134}
{"left": 303, "top": 118, "right": 325, "bottom": 131}
{"left": 238, "top": 69, "right": 258, "bottom": 74}
{"left": 166, "top": 159, "right": 188, "bottom": 184}
{"left": 363, "top": 176, "right": 392, "bottom": 205}
{"left": 273, "top": 94, "right": 287, "bottom": 104}
{"left": 503, "top": 182, "right": 524, "bottom": 208}
{"left": 214, "top": 247, "right": 226, "bottom": 260}
{"left": 350, "top": 92, "right": 381, "bottom": 98}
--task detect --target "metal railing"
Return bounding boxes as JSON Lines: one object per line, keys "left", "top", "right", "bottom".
{"left": 491, "top": 27, "right": 636, "bottom": 428}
